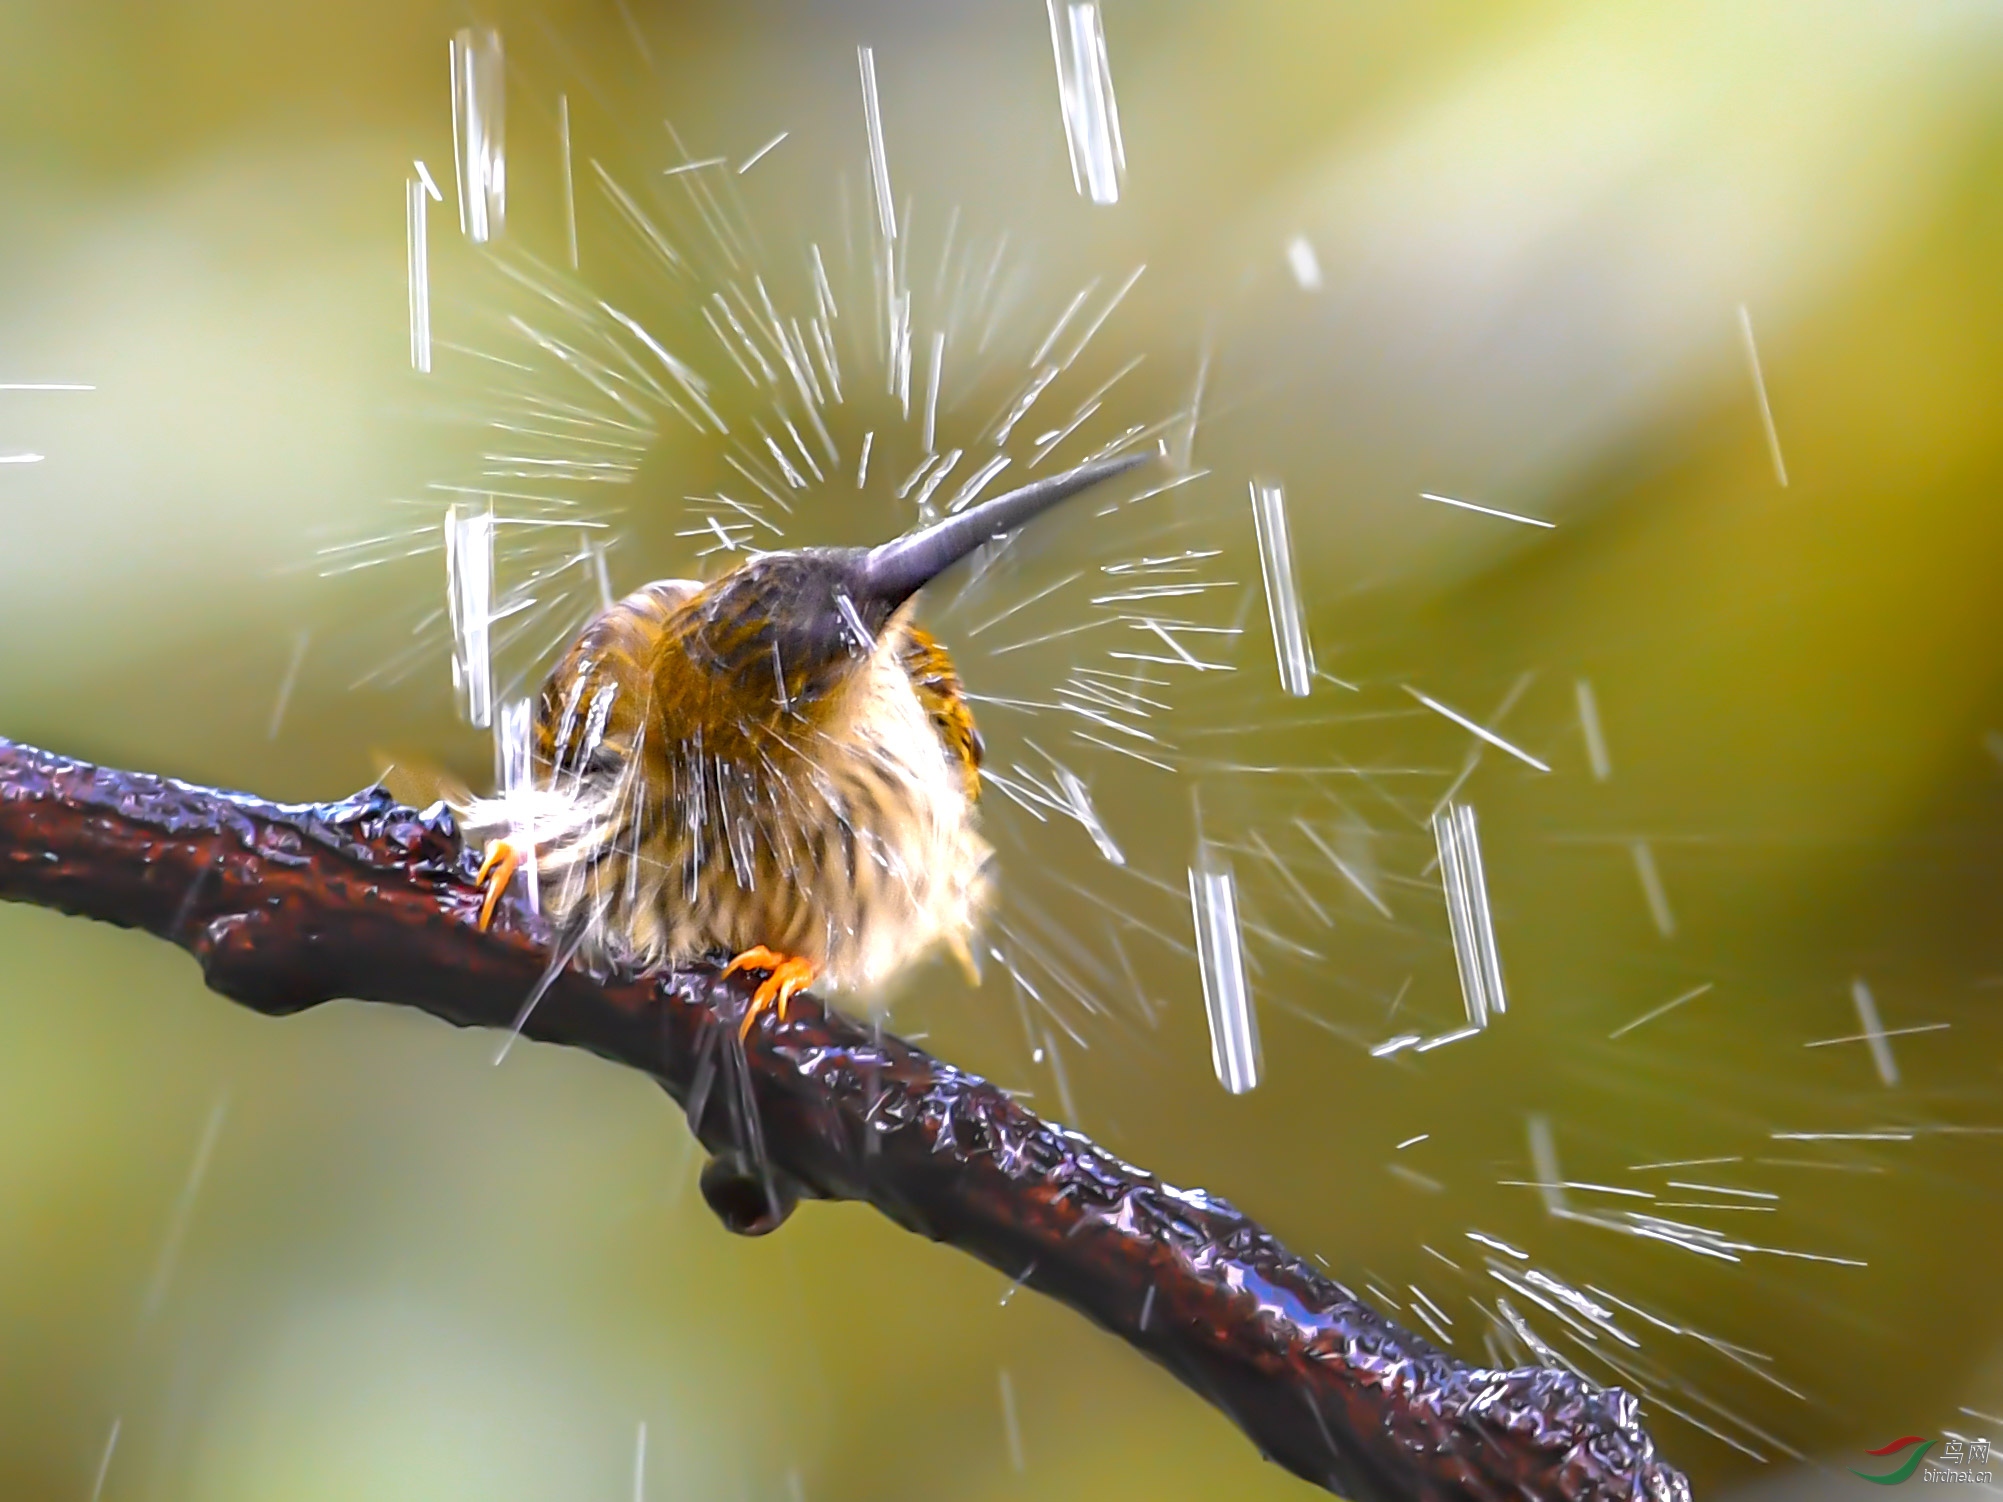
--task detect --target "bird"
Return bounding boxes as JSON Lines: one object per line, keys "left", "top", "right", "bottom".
{"left": 464, "top": 451, "right": 1150, "bottom": 1038}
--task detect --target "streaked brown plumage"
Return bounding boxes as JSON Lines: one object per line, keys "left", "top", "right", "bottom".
{"left": 465, "top": 453, "right": 1147, "bottom": 1030}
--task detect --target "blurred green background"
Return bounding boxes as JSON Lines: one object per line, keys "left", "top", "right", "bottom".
{"left": 5, "top": 2, "right": 2003, "bottom": 1498}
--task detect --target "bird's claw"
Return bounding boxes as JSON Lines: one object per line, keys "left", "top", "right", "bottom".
{"left": 723, "top": 946, "right": 817, "bottom": 1039}
{"left": 474, "top": 837, "right": 529, "bottom": 931}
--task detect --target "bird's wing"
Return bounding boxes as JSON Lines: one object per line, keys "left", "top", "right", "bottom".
{"left": 535, "top": 579, "right": 700, "bottom": 778}
{"left": 897, "top": 624, "right": 984, "bottom": 803}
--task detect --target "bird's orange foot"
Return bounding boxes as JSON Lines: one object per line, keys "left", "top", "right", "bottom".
{"left": 723, "top": 946, "right": 818, "bottom": 1039}
{"left": 474, "top": 836, "right": 530, "bottom": 931}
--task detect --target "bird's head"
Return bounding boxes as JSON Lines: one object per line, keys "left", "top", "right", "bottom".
{"left": 666, "top": 451, "right": 1153, "bottom": 724}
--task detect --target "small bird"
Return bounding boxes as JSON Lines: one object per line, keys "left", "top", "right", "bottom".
{"left": 466, "top": 451, "right": 1149, "bottom": 1036}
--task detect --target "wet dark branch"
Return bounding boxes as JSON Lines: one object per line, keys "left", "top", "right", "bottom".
{"left": 0, "top": 736, "right": 1689, "bottom": 1502}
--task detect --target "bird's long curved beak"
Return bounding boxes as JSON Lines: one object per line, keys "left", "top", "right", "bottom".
{"left": 858, "top": 449, "right": 1155, "bottom": 610}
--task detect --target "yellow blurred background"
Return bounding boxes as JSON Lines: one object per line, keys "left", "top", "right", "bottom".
{"left": 4, "top": 2, "right": 2003, "bottom": 1498}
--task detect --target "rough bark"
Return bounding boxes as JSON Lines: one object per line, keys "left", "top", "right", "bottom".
{"left": 0, "top": 736, "right": 1691, "bottom": 1502}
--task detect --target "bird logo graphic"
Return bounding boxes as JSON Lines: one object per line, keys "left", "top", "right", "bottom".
{"left": 1850, "top": 1436, "right": 1933, "bottom": 1485}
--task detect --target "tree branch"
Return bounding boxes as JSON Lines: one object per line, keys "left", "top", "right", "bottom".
{"left": 0, "top": 736, "right": 1689, "bottom": 1502}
